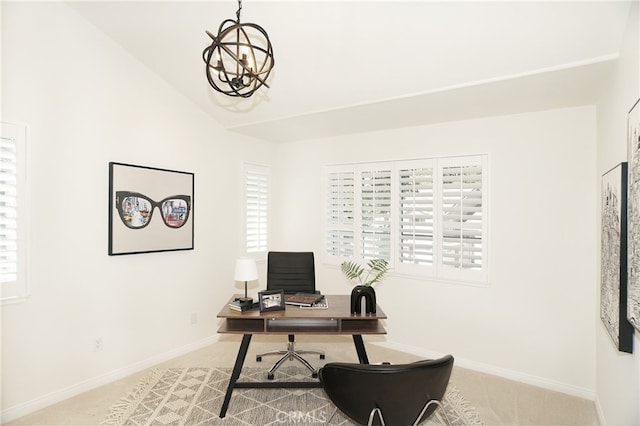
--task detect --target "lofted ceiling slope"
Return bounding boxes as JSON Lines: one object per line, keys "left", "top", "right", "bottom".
{"left": 68, "top": 1, "right": 632, "bottom": 142}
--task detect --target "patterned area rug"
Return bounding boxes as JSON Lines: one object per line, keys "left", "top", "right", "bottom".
{"left": 101, "top": 366, "right": 485, "bottom": 425}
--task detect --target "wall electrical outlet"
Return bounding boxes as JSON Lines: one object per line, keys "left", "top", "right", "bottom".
{"left": 93, "top": 337, "right": 104, "bottom": 352}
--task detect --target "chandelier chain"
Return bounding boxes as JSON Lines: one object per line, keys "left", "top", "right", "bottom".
{"left": 236, "top": 0, "right": 242, "bottom": 23}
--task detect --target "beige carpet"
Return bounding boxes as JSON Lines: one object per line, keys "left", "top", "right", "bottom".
{"left": 100, "top": 365, "right": 485, "bottom": 425}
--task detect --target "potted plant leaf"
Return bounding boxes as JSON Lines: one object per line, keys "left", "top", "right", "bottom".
{"left": 341, "top": 259, "right": 389, "bottom": 314}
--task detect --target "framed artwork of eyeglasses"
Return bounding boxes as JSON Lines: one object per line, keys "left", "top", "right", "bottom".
{"left": 109, "top": 162, "right": 194, "bottom": 255}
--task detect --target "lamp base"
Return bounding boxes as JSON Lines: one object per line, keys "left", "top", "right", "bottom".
{"left": 235, "top": 297, "right": 253, "bottom": 306}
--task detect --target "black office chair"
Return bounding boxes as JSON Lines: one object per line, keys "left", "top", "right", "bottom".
{"left": 318, "top": 355, "right": 455, "bottom": 426}
{"left": 255, "top": 251, "right": 325, "bottom": 379}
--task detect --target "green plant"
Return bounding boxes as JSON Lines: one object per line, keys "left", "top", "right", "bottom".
{"left": 340, "top": 259, "right": 389, "bottom": 287}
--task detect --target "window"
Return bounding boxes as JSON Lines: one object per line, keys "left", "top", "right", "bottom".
{"left": 439, "top": 157, "right": 485, "bottom": 281}
{"left": 360, "top": 166, "right": 392, "bottom": 260}
{"left": 243, "top": 163, "right": 269, "bottom": 255}
{"left": 325, "top": 155, "right": 488, "bottom": 284}
{"left": 326, "top": 169, "right": 354, "bottom": 258}
{"left": 1, "top": 122, "right": 28, "bottom": 302}
{"left": 398, "top": 162, "right": 435, "bottom": 276}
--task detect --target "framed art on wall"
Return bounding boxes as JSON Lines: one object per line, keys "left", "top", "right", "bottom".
{"left": 108, "top": 162, "right": 194, "bottom": 256}
{"left": 627, "top": 98, "right": 640, "bottom": 332}
{"left": 601, "top": 162, "right": 633, "bottom": 353}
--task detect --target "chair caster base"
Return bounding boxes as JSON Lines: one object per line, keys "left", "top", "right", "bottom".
{"left": 256, "top": 356, "right": 262, "bottom": 362}
{"left": 320, "top": 355, "right": 325, "bottom": 360}
{"left": 312, "top": 371, "right": 318, "bottom": 378}
{"left": 267, "top": 373, "right": 274, "bottom": 380}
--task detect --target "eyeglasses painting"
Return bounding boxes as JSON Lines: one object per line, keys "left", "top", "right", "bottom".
{"left": 115, "top": 191, "right": 191, "bottom": 229}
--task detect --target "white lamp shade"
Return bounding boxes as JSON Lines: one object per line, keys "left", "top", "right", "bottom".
{"left": 234, "top": 258, "right": 258, "bottom": 282}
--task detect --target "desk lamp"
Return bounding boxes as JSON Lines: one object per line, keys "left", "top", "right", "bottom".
{"left": 234, "top": 257, "right": 258, "bottom": 304}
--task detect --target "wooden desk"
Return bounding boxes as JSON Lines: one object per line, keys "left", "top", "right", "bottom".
{"left": 216, "top": 294, "right": 387, "bottom": 418}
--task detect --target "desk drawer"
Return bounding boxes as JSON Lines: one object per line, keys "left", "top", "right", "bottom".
{"left": 266, "top": 318, "right": 339, "bottom": 333}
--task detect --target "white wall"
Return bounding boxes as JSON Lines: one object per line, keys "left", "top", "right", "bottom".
{"left": 272, "top": 105, "right": 598, "bottom": 397}
{"left": 1, "top": 2, "right": 274, "bottom": 419}
{"left": 595, "top": 3, "right": 640, "bottom": 426}
{"left": 2, "top": 1, "right": 637, "bottom": 423}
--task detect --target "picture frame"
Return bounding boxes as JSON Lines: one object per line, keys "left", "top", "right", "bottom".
{"left": 627, "top": 98, "right": 640, "bottom": 332}
{"left": 108, "top": 162, "right": 194, "bottom": 256}
{"left": 601, "top": 162, "right": 633, "bottom": 353}
{"left": 258, "top": 289, "right": 286, "bottom": 312}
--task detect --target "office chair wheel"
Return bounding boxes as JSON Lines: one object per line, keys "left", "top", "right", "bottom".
{"left": 320, "top": 354, "right": 325, "bottom": 359}
{"left": 268, "top": 373, "right": 275, "bottom": 380}
{"left": 256, "top": 356, "right": 262, "bottom": 362}
{"left": 312, "top": 371, "right": 318, "bottom": 378}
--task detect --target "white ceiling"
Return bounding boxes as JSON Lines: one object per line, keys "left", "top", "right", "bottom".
{"left": 67, "top": 1, "right": 632, "bottom": 142}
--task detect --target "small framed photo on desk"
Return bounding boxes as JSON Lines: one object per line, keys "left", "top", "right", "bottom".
{"left": 258, "top": 289, "right": 286, "bottom": 312}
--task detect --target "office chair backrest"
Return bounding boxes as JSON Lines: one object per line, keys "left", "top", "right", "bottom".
{"left": 267, "top": 251, "right": 316, "bottom": 294}
{"left": 319, "top": 355, "right": 454, "bottom": 426}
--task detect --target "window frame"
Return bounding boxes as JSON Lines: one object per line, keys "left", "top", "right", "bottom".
{"left": 325, "top": 154, "right": 489, "bottom": 285}
{"left": 1, "top": 122, "right": 29, "bottom": 304}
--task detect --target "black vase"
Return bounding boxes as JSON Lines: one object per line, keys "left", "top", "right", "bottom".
{"left": 350, "top": 285, "right": 376, "bottom": 314}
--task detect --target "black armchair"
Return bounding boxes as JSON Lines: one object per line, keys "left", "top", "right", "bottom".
{"left": 255, "top": 251, "right": 325, "bottom": 379}
{"left": 318, "top": 355, "right": 455, "bottom": 426}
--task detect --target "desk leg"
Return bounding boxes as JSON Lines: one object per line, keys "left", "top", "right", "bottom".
{"left": 352, "top": 335, "right": 369, "bottom": 364}
{"left": 219, "top": 334, "right": 252, "bottom": 418}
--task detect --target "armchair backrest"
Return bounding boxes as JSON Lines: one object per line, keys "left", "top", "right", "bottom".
{"left": 319, "top": 355, "right": 454, "bottom": 426}
{"left": 266, "top": 251, "right": 316, "bottom": 294}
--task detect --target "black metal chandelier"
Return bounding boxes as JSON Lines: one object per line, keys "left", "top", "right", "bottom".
{"left": 203, "top": 0, "right": 275, "bottom": 98}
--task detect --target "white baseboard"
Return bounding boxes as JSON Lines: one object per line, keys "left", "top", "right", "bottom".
{"left": 0, "top": 335, "right": 219, "bottom": 423}
{"left": 373, "top": 340, "right": 595, "bottom": 400}
{"left": 3, "top": 336, "right": 598, "bottom": 423}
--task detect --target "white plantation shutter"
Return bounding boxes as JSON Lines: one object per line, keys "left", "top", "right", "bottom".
{"left": 398, "top": 164, "right": 435, "bottom": 269}
{"left": 360, "top": 169, "right": 392, "bottom": 261}
{"left": 326, "top": 155, "right": 488, "bottom": 284}
{"left": 244, "top": 164, "right": 268, "bottom": 254}
{"left": 439, "top": 156, "right": 487, "bottom": 282}
{"left": 1, "top": 122, "right": 28, "bottom": 302}
{"left": 326, "top": 169, "right": 355, "bottom": 258}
